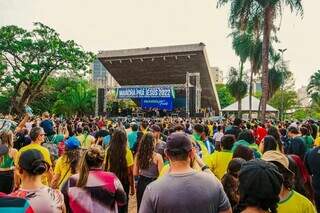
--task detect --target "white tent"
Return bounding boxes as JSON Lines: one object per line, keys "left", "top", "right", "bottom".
{"left": 222, "top": 95, "right": 278, "bottom": 112}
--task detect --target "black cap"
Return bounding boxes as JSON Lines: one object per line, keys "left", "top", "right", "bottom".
{"left": 239, "top": 159, "right": 283, "bottom": 201}
{"left": 166, "top": 132, "right": 192, "bottom": 153}
{"left": 19, "top": 149, "right": 48, "bottom": 175}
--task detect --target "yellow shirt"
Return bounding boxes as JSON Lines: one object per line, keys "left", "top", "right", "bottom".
{"left": 209, "top": 150, "right": 233, "bottom": 180}
{"left": 208, "top": 125, "right": 214, "bottom": 137}
{"left": 277, "top": 191, "right": 316, "bottom": 213}
{"left": 76, "top": 134, "right": 95, "bottom": 148}
{"left": 314, "top": 137, "right": 320, "bottom": 147}
{"left": 54, "top": 155, "right": 72, "bottom": 189}
{"left": 126, "top": 147, "right": 134, "bottom": 167}
{"left": 105, "top": 147, "right": 133, "bottom": 168}
{"left": 159, "top": 164, "right": 170, "bottom": 177}
{"left": 197, "top": 141, "right": 211, "bottom": 166}
{"left": 158, "top": 163, "right": 201, "bottom": 178}
{"left": 15, "top": 143, "right": 52, "bottom": 185}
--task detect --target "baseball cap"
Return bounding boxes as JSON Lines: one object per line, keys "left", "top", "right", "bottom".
{"left": 166, "top": 132, "right": 192, "bottom": 153}
{"left": 262, "top": 150, "right": 294, "bottom": 175}
{"left": 150, "top": 124, "right": 161, "bottom": 132}
{"left": 64, "top": 136, "right": 81, "bottom": 150}
{"left": 18, "top": 149, "right": 48, "bottom": 175}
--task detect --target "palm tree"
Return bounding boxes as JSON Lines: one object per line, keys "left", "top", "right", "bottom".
{"left": 307, "top": 70, "right": 320, "bottom": 106}
{"left": 53, "top": 81, "right": 95, "bottom": 116}
{"left": 256, "top": 0, "right": 303, "bottom": 122}
{"left": 218, "top": 0, "right": 303, "bottom": 122}
{"left": 226, "top": 67, "right": 248, "bottom": 117}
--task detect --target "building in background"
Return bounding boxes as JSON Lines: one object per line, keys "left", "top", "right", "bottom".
{"left": 297, "top": 86, "right": 310, "bottom": 107}
{"left": 253, "top": 81, "right": 262, "bottom": 94}
{"left": 211, "top": 67, "right": 224, "bottom": 84}
{"left": 92, "top": 59, "right": 118, "bottom": 88}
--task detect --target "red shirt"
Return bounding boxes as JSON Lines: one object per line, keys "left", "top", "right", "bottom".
{"left": 256, "top": 127, "right": 267, "bottom": 144}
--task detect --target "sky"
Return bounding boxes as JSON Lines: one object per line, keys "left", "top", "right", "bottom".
{"left": 1, "top": 0, "right": 319, "bottom": 89}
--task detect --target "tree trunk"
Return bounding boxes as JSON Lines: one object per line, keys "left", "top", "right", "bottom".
{"left": 249, "top": 65, "right": 254, "bottom": 120}
{"left": 260, "top": 5, "right": 274, "bottom": 122}
{"left": 238, "top": 95, "right": 242, "bottom": 118}
{"left": 238, "top": 61, "right": 244, "bottom": 119}
{"left": 11, "top": 86, "right": 32, "bottom": 115}
{"left": 258, "top": 96, "right": 262, "bottom": 118}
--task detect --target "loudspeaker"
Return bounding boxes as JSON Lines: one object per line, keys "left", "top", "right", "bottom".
{"left": 97, "top": 88, "right": 105, "bottom": 116}
{"left": 111, "top": 102, "right": 119, "bottom": 117}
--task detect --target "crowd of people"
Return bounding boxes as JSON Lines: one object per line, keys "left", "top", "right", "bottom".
{"left": 0, "top": 112, "right": 319, "bottom": 213}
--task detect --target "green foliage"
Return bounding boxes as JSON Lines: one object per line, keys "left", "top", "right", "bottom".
{"left": 0, "top": 22, "right": 95, "bottom": 113}
{"left": 226, "top": 67, "right": 248, "bottom": 100}
{"left": 307, "top": 69, "right": 320, "bottom": 106}
{"left": 216, "top": 84, "right": 235, "bottom": 108}
{"left": 52, "top": 80, "right": 95, "bottom": 116}
{"left": 268, "top": 89, "right": 297, "bottom": 114}
{"left": 291, "top": 108, "right": 320, "bottom": 121}
{"left": 267, "top": 50, "right": 292, "bottom": 100}
{"left": 254, "top": 91, "right": 262, "bottom": 98}
{"left": 0, "top": 93, "right": 11, "bottom": 114}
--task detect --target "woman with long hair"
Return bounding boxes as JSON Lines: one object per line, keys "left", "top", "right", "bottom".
{"left": 104, "top": 128, "right": 134, "bottom": 213}
{"left": 133, "top": 132, "right": 163, "bottom": 210}
{"left": 62, "top": 145, "right": 126, "bottom": 213}
{"left": 51, "top": 136, "right": 81, "bottom": 189}
{"left": 259, "top": 135, "right": 278, "bottom": 154}
{"left": 267, "top": 126, "right": 284, "bottom": 153}
{"left": 221, "top": 158, "right": 246, "bottom": 211}
{"left": 0, "top": 130, "right": 17, "bottom": 193}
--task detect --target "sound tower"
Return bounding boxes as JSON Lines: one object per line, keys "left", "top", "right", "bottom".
{"left": 189, "top": 76, "right": 196, "bottom": 117}
{"left": 97, "top": 88, "right": 105, "bottom": 116}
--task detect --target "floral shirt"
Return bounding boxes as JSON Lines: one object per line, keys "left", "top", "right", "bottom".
{"left": 11, "top": 186, "right": 64, "bottom": 213}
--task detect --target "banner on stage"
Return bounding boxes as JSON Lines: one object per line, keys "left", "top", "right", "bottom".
{"left": 116, "top": 87, "right": 174, "bottom": 99}
{"left": 140, "top": 98, "right": 173, "bottom": 110}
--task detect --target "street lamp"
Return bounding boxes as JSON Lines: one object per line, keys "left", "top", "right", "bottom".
{"left": 278, "top": 48, "right": 287, "bottom": 121}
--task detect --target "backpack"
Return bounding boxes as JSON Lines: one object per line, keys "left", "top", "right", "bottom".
{"left": 43, "top": 135, "right": 59, "bottom": 159}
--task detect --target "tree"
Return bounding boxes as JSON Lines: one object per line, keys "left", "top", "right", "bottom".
{"left": 0, "top": 22, "right": 94, "bottom": 114}
{"left": 268, "top": 89, "right": 297, "bottom": 119}
{"left": 256, "top": 0, "right": 303, "bottom": 122}
{"left": 226, "top": 67, "right": 248, "bottom": 117}
{"left": 29, "top": 76, "right": 77, "bottom": 114}
{"left": 230, "top": 23, "right": 263, "bottom": 120}
{"left": 217, "top": 0, "right": 263, "bottom": 120}
{"left": 52, "top": 80, "right": 95, "bottom": 116}
{"left": 217, "top": 0, "right": 303, "bottom": 122}
{"left": 216, "top": 84, "right": 235, "bottom": 109}
{"left": 307, "top": 69, "right": 320, "bottom": 106}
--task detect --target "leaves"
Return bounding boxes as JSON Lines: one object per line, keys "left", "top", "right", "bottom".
{"left": 307, "top": 70, "right": 320, "bottom": 106}
{"left": 226, "top": 67, "right": 248, "bottom": 101}
{"left": 52, "top": 80, "right": 95, "bottom": 116}
{"left": 0, "top": 22, "right": 95, "bottom": 113}
{"left": 268, "top": 89, "right": 298, "bottom": 118}
{"left": 216, "top": 84, "right": 236, "bottom": 108}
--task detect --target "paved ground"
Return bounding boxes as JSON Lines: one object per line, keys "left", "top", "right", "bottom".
{"left": 128, "top": 195, "right": 137, "bottom": 213}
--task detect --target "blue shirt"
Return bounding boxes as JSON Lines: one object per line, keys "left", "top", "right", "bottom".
{"left": 128, "top": 131, "right": 138, "bottom": 150}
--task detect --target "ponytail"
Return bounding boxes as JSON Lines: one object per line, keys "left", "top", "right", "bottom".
{"left": 76, "top": 145, "right": 105, "bottom": 187}
{"left": 77, "top": 150, "right": 89, "bottom": 187}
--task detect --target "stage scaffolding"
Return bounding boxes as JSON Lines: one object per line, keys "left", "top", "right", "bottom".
{"left": 94, "top": 73, "right": 201, "bottom": 118}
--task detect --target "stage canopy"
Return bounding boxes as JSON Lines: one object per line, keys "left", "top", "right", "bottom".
{"left": 97, "top": 43, "right": 221, "bottom": 114}
{"left": 222, "top": 96, "right": 278, "bottom": 112}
